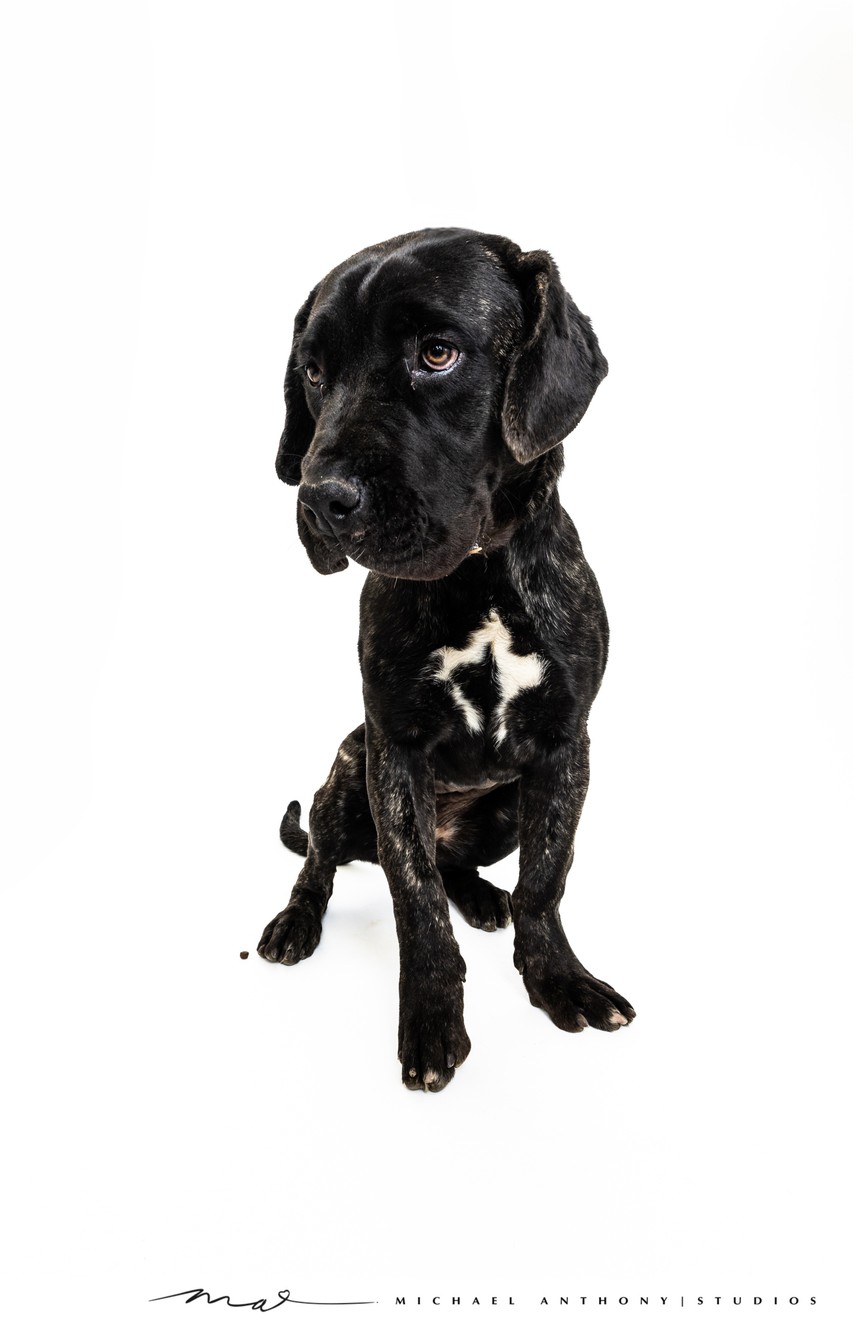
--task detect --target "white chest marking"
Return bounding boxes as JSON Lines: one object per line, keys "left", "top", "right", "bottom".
{"left": 432, "top": 609, "right": 545, "bottom": 742}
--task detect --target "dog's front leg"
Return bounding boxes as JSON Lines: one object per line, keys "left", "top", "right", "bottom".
{"left": 513, "top": 730, "right": 636, "bottom": 1033}
{"left": 366, "top": 724, "right": 471, "bottom": 1092}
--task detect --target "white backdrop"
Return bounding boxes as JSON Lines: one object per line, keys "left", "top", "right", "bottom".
{"left": 3, "top": 1, "right": 851, "bottom": 1317}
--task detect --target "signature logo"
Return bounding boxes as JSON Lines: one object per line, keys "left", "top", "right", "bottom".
{"left": 150, "top": 1288, "right": 376, "bottom": 1311}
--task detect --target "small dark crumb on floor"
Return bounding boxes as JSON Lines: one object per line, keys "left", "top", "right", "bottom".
{"left": 239, "top": 950, "right": 249, "bottom": 959}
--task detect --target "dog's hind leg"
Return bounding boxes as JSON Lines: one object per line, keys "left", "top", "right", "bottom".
{"left": 440, "top": 868, "right": 512, "bottom": 932}
{"left": 257, "top": 852, "right": 335, "bottom": 965}
{"left": 257, "top": 725, "right": 377, "bottom": 964}
{"left": 437, "top": 781, "right": 518, "bottom": 931}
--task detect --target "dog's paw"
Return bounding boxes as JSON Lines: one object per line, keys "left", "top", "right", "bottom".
{"left": 257, "top": 902, "right": 323, "bottom": 964}
{"left": 397, "top": 985, "right": 471, "bottom": 1092}
{"left": 522, "top": 966, "right": 635, "bottom": 1034}
{"left": 443, "top": 870, "right": 512, "bottom": 932}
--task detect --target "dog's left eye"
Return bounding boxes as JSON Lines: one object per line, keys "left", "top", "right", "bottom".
{"left": 420, "top": 341, "right": 459, "bottom": 372}
{"left": 305, "top": 362, "right": 323, "bottom": 386}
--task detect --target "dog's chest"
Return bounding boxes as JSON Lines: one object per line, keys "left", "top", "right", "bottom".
{"left": 428, "top": 609, "right": 544, "bottom": 745}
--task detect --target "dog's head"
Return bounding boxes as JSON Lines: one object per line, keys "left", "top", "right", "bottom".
{"left": 276, "top": 228, "right": 607, "bottom": 579}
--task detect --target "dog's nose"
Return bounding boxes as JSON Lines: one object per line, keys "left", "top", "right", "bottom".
{"left": 298, "top": 478, "right": 363, "bottom": 536}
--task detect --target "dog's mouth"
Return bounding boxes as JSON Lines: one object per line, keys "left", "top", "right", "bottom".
{"left": 346, "top": 532, "right": 480, "bottom": 581}
{"left": 301, "top": 502, "right": 483, "bottom": 580}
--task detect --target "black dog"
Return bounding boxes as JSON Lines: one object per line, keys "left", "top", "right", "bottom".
{"left": 258, "top": 228, "right": 635, "bottom": 1090}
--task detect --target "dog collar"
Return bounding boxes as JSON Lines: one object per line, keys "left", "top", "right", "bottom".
{"left": 468, "top": 543, "right": 484, "bottom": 555}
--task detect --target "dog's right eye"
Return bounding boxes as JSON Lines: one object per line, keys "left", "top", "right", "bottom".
{"left": 305, "top": 362, "right": 323, "bottom": 386}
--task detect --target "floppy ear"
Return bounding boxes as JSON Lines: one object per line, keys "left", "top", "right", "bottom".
{"left": 501, "top": 248, "right": 608, "bottom": 464}
{"left": 276, "top": 286, "right": 349, "bottom": 575}
{"left": 275, "top": 288, "right": 318, "bottom": 485}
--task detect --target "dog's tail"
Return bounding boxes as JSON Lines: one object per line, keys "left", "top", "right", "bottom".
{"left": 279, "top": 800, "right": 309, "bottom": 856}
